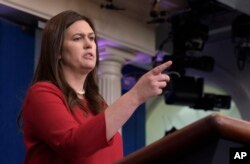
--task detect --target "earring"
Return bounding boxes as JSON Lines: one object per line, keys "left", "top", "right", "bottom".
{"left": 58, "top": 55, "right": 62, "bottom": 60}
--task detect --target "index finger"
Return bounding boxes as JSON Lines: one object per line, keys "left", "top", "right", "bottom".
{"left": 152, "top": 60, "right": 172, "bottom": 75}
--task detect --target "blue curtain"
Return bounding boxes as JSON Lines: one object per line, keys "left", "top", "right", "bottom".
{"left": 0, "top": 19, "right": 35, "bottom": 164}
{"left": 122, "top": 65, "right": 146, "bottom": 156}
{"left": 122, "top": 102, "right": 145, "bottom": 156}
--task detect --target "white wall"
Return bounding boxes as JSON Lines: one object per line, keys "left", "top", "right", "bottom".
{"left": 0, "top": 0, "right": 155, "bottom": 56}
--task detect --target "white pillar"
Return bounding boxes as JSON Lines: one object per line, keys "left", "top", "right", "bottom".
{"left": 98, "top": 58, "right": 123, "bottom": 105}
{"left": 98, "top": 46, "right": 134, "bottom": 105}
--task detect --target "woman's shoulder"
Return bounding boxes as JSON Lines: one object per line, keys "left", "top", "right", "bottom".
{"left": 29, "top": 81, "right": 62, "bottom": 94}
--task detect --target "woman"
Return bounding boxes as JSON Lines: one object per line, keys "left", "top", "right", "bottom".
{"left": 19, "top": 10, "right": 172, "bottom": 164}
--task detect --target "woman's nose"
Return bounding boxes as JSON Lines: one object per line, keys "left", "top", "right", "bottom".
{"left": 83, "top": 39, "right": 92, "bottom": 49}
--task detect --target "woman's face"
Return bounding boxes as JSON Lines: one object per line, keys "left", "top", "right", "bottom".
{"left": 60, "top": 20, "right": 97, "bottom": 74}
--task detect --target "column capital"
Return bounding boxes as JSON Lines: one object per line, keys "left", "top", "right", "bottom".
{"left": 98, "top": 46, "right": 134, "bottom": 105}
{"left": 99, "top": 46, "right": 135, "bottom": 64}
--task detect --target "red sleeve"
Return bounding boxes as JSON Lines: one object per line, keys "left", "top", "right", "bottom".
{"left": 23, "top": 82, "right": 111, "bottom": 159}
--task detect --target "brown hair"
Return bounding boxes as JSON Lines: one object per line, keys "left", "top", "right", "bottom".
{"left": 18, "top": 10, "right": 104, "bottom": 128}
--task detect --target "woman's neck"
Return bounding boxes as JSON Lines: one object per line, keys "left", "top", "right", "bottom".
{"left": 63, "top": 69, "right": 88, "bottom": 95}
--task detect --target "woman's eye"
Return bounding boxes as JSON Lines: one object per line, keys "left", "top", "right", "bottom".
{"left": 73, "top": 37, "right": 82, "bottom": 41}
{"left": 89, "top": 36, "right": 95, "bottom": 41}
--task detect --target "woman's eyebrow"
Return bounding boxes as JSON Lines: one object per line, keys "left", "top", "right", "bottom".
{"left": 73, "top": 32, "right": 95, "bottom": 36}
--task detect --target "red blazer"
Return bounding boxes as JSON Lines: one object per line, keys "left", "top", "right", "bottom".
{"left": 22, "top": 82, "right": 123, "bottom": 164}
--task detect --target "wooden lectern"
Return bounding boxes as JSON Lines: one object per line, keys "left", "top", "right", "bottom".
{"left": 117, "top": 113, "right": 250, "bottom": 164}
